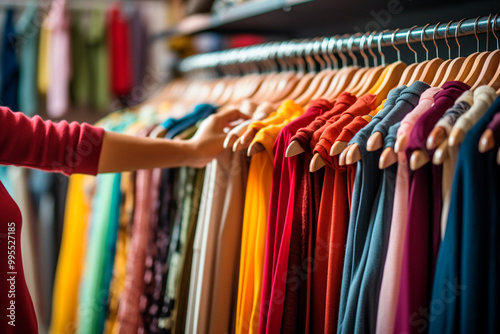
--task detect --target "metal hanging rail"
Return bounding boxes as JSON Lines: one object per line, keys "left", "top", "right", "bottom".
{"left": 179, "top": 15, "right": 500, "bottom": 73}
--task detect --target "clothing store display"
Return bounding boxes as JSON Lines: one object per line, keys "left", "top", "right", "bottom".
{"left": 0, "top": 9, "right": 499, "bottom": 334}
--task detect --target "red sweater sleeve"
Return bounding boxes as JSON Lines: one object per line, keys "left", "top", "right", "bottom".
{"left": 0, "top": 107, "right": 104, "bottom": 176}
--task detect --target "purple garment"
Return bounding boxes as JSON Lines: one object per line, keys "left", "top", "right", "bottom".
{"left": 395, "top": 81, "right": 470, "bottom": 334}
{"left": 486, "top": 112, "right": 500, "bottom": 145}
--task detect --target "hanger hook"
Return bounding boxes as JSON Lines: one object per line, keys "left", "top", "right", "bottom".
{"left": 321, "top": 36, "right": 332, "bottom": 69}
{"left": 433, "top": 22, "right": 440, "bottom": 58}
{"left": 328, "top": 36, "right": 339, "bottom": 70}
{"left": 493, "top": 13, "right": 499, "bottom": 50}
{"left": 348, "top": 34, "right": 359, "bottom": 67}
{"left": 359, "top": 32, "right": 369, "bottom": 68}
{"left": 474, "top": 16, "right": 480, "bottom": 52}
{"left": 391, "top": 28, "right": 401, "bottom": 62}
{"left": 312, "top": 38, "right": 326, "bottom": 71}
{"left": 421, "top": 23, "right": 430, "bottom": 61}
{"left": 378, "top": 30, "right": 389, "bottom": 66}
{"left": 454, "top": 18, "right": 466, "bottom": 58}
{"left": 486, "top": 13, "right": 492, "bottom": 51}
{"left": 336, "top": 35, "right": 347, "bottom": 68}
{"left": 367, "top": 31, "right": 378, "bottom": 67}
{"left": 406, "top": 25, "right": 418, "bottom": 63}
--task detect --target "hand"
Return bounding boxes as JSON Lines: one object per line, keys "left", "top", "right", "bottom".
{"left": 185, "top": 108, "right": 250, "bottom": 167}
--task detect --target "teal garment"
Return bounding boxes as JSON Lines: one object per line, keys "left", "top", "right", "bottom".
{"left": 429, "top": 96, "right": 500, "bottom": 334}
{"left": 16, "top": 2, "right": 39, "bottom": 116}
{"left": 78, "top": 173, "right": 121, "bottom": 334}
{"left": 87, "top": 10, "right": 110, "bottom": 111}
{"left": 70, "top": 10, "right": 90, "bottom": 107}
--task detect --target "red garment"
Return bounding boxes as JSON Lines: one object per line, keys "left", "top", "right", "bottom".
{"left": 314, "top": 94, "right": 377, "bottom": 162}
{"left": 260, "top": 99, "right": 332, "bottom": 334}
{"left": 0, "top": 106, "right": 104, "bottom": 333}
{"left": 290, "top": 93, "right": 357, "bottom": 151}
{"left": 336, "top": 116, "right": 369, "bottom": 143}
{"left": 109, "top": 5, "right": 133, "bottom": 96}
{"left": 312, "top": 94, "right": 376, "bottom": 333}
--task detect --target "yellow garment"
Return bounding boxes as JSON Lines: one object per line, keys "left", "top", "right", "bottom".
{"left": 362, "top": 98, "right": 386, "bottom": 122}
{"left": 38, "top": 18, "right": 50, "bottom": 95}
{"left": 235, "top": 100, "right": 304, "bottom": 334}
{"left": 367, "top": 64, "right": 392, "bottom": 95}
{"left": 49, "top": 175, "right": 92, "bottom": 334}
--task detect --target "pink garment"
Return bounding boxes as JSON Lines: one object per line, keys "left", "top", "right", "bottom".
{"left": 47, "top": 0, "right": 71, "bottom": 118}
{"left": 375, "top": 87, "right": 441, "bottom": 334}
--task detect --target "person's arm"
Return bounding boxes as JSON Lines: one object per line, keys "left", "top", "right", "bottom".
{"left": 97, "top": 108, "right": 249, "bottom": 173}
{"left": 0, "top": 106, "right": 248, "bottom": 176}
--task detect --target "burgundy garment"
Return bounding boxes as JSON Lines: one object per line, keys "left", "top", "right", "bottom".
{"left": 395, "top": 81, "right": 470, "bottom": 334}
{"left": 259, "top": 99, "right": 332, "bottom": 334}
{"left": 108, "top": 5, "right": 133, "bottom": 96}
{"left": 290, "top": 93, "right": 357, "bottom": 150}
{"left": 0, "top": 106, "right": 104, "bottom": 334}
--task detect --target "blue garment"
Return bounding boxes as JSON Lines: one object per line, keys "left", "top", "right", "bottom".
{"left": 429, "top": 96, "right": 500, "bottom": 334}
{"left": 383, "top": 121, "right": 400, "bottom": 150}
{"left": 338, "top": 82, "right": 428, "bottom": 334}
{"left": 1, "top": 9, "right": 19, "bottom": 111}
{"left": 16, "top": 3, "right": 39, "bottom": 115}
{"left": 163, "top": 103, "right": 217, "bottom": 138}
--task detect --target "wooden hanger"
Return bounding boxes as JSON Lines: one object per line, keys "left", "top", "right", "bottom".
{"left": 379, "top": 147, "right": 398, "bottom": 168}
{"left": 472, "top": 14, "right": 500, "bottom": 89}
{"left": 352, "top": 32, "right": 386, "bottom": 96}
{"left": 342, "top": 29, "right": 408, "bottom": 165}
{"left": 368, "top": 32, "right": 407, "bottom": 106}
{"left": 286, "top": 37, "right": 344, "bottom": 158}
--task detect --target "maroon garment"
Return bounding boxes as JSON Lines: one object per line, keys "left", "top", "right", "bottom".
{"left": 395, "top": 81, "right": 469, "bottom": 334}
{"left": 259, "top": 99, "right": 332, "bottom": 333}
{"left": 277, "top": 112, "right": 330, "bottom": 334}
{"left": 291, "top": 93, "right": 357, "bottom": 150}
{"left": 0, "top": 106, "right": 104, "bottom": 334}
{"left": 109, "top": 5, "right": 133, "bottom": 96}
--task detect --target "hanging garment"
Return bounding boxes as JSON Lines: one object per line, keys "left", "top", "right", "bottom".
{"left": 70, "top": 10, "right": 91, "bottom": 107}
{"left": 349, "top": 82, "right": 430, "bottom": 334}
{"left": 375, "top": 85, "right": 442, "bottom": 334}
{"left": 429, "top": 96, "right": 500, "bottom": 334}
{"left": 395, "top": 81, "right": 470, "bottom": 334}
{"left": 47, "top": 0, "right": 71, "bottom": 118}
{"left": 16, "top": 3, "right": 39, "bottom": 116}
{"left": 261, "top": 99, "right": 334, "bottom": 334}
{"left": 78, "top": 173, "right": 122, "bottom": 334}
{"left": 207, "top": 150, "right": 250, "bottom": 334}
{"left": 130, "top": 7, "right": 148, "bottom": 103}
{"left": 1, "top": 9, "right": 19, "bottom": 111}
{"left": 108, "top": 5, "right": 133, "bottom": 96}
{"left": 236, "top": 100, "right": 304, "bottom": 334}
{"left": 87, "top": 9, "right": 110, "bottom": 110}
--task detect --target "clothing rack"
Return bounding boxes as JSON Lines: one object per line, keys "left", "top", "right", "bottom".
{"left": 179, "top": 15, "right": 500, "bottom": 73}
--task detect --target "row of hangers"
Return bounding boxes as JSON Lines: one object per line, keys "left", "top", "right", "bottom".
{"left": 147, "top": 15, "right": 500, "bottom": 168}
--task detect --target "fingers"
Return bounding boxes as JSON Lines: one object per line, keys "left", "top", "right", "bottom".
{"left": 217, "top": 108, "right": 251, "bottom": 126}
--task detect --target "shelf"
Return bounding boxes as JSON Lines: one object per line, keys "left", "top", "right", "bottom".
{"left": 153, "top": 0, "right": 500, "bottom": 40}
{"left": 153, "top": 0, "right": 312, "bottom": 39}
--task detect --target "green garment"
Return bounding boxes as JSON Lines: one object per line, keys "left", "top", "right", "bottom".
{"left": 70, "top": 10, "right": 90, "bottom": 107}
{"left": 16, "top": 2, "right": 39, "bottom": 116}
{"left": 87, "top": 10, "right": 110, "bottom": 111}
{"left": 78, "top": 173, "right": 121, "bottom": 334}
